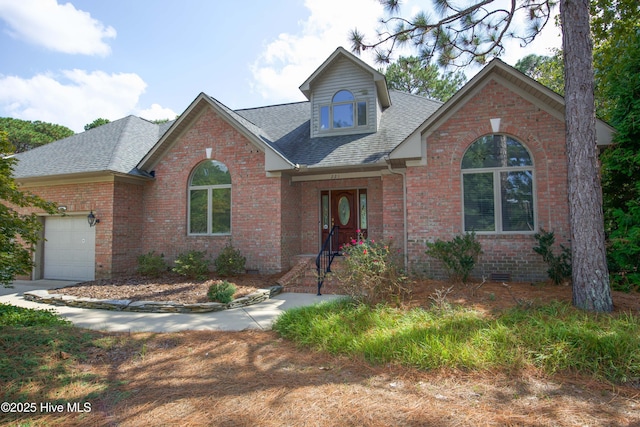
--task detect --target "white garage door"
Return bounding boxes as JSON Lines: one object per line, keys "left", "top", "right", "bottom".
{"left": 44, "top": 216, "right": 96, "bottom": 281}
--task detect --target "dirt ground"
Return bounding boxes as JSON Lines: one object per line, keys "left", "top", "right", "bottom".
{"left": 14, "top": 275, "right": 640, "bottom": 426}
{"left": 52, "top": 272, "right": 640, "bottom": 314}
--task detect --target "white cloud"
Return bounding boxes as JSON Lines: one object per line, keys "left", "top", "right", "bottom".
{"left": 0, "top": 70, "right": 151, "bottom": 132}
{"left": 0, "top": 0, "right": 116, "bottom": 56}
{"left": 500, "top": 14, "right": 563, "bottom": 66}
{"left": 138, "top": 103, "right": 177, "bottom": 122}
{"left": 250, "top": 0, "right": 563, "bottom": 98}
{"left": 250, "top": 0, "right": 385, "bottom": 104}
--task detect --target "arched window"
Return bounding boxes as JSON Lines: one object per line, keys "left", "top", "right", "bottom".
{"left": 461, "top": 135, "right": 535, "bottom": 233}
{"left": 188, "top": 160, "right": 231, "bottom": 235}
{"left": 320, "top": 90, "right": 367, "bottom": 130}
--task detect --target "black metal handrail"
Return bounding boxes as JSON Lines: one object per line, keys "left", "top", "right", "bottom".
{"left": 315, "top": 225, "right": 339, "bottom": 295}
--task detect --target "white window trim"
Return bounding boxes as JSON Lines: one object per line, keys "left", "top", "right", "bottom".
{"left": 460, "top": 134, "right": 537, "bottom": 235}
{"left": 319, "top": 91, "right": 367, "bottom": 132}
{"left": 187, "top": 163, "right": 232, "bottom": 236}
{"left": 461, "top": 166, "right": 537, "bottom": 235}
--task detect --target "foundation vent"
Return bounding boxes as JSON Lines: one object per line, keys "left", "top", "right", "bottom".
{"left": 490, "top": 272, "right": 512, "bottom": 282}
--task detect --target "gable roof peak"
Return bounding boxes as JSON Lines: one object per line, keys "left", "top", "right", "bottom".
{"left": 299, "top": 46, "right": 391, "bottom": 108}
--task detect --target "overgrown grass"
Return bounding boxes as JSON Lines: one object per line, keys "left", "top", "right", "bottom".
{"left": 273, "top": 299, "right": 640, "bottom": 383}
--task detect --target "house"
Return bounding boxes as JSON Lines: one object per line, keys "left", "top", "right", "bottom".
{"left": 12, "top": 47, "right": 614, "bottom": 285}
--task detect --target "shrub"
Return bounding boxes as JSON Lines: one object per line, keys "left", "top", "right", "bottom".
{"left": 336, "top": 232, "right": 409, "bottom": 306}
{"left": 214, "top": 243, "right": 246, "bottom": 276}
{"left": 207, "top": 280, "right": 237, "bottom": 303}
{"left": 425, "top": 232, "right": 482, "bottom": 282}
{"left": 172, "top": 250, "right": 210, "bottom": 280}
{"left": 533, "top": 229, "right": 572, "bottom": 285}
{"left": 0, "top": 303, "right": 70, "bottom": 327}
{"left": 136, "top": 251, "right": 168, "bottom": 278}
{"left": 606, "top": 204, "right": 640, "bottom": 292}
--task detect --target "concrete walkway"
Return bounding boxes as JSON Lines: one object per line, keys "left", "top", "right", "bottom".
{"left": 0, "top": 280, "right": 343, "bottom": 333}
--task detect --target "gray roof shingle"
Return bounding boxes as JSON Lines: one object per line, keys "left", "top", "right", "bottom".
{"left": 12, "top": 91, "right": 442, "bottom": 179}
{"left": 236, "top": 91, "right": 442, "bottom": 168}
{"left": 13, "top": 116, "right": 167, "bottom": 179}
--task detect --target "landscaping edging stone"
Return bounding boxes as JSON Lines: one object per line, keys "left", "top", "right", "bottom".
{"left": 23, "top": 285, "right": 283, "bottom": 313}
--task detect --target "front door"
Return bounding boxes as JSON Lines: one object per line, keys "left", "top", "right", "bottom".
{"left": 320, "top": 189, "right": 367, "bottom": 250}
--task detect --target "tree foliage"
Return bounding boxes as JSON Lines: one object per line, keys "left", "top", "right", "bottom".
{"left": 592, "top": 0, "right": 640, "bottom": 122}
{"left": 350, "top": 0, "right": 613, "bottom": 311}
{"left": 350, "top": 0, "right": 556, "bottom": 67}
{"left": 383, "top": 56, "right": 466, "bottom": 101}
{"left": 0, "top": 117, "right": 74, "bottom": 153}
{"left": 0, "top": 132, "right": 59, "bottom": 286}
{"left": 600, "top": 29, "right": 640, "bottom": 291}
{"left": 514, "top": 51, "right": 564, "bottom": 94}
{"left": 84, "top": 118, "right": 111, "bottom": 131}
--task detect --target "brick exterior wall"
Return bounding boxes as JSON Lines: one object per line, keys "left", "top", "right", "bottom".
{"left": 405, "top": 80, "right": 570, "bottom": 282}
{"left": 140, "top": 107, "right": 290, "bottom": 273}
{"left": 111, "top": 181, "right": 145, "bottom": 276}
{"left": 15, "top": 79, "right": 570, "bottom": 284}
{"left": 15, "top": 180, "right": 125, "bottom": 279}
{"left": 280, "top": 178, "right": 301, "bottom": 268}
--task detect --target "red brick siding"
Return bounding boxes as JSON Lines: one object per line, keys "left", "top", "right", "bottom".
{"left": 14, "top": 79, "right": 570, "bottom": 283}
{"left": 381, "top": 173, "right": 405, "bottom": 247}
{"left": 111, "top": 181, "right": 144, "bottom": 276}
{"left": 280, "top": 178, "right": 301, "bottom": 268}
{"left": 140, "top": 107, "right": 287, "bottom": 273}
{"left": 406, "top": 80, "right": 569, "bottom": 281}
{"left": 15, "top": 180, "right": 119, "bottom": 279}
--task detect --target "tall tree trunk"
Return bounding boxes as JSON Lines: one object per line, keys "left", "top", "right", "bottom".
{"left": 560, "top": 0, "right": 613, "bottom": 312}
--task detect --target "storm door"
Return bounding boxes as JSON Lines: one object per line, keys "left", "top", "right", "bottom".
{"left": 320, "top": 189, "right": 367, "bottom": 250}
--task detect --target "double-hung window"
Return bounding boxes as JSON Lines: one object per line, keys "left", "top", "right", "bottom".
{"left": 188, "top": 160, "right": 231, "bottom": 235}
{"left": 462, "top": 135, "right": 535, "bottom": 233}
{"left": 320, "top": 90, "right": 367, "bottom": 130}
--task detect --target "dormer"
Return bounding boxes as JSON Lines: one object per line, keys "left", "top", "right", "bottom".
{"left": 299, "top": 47, "right": 391, "bottom": 138}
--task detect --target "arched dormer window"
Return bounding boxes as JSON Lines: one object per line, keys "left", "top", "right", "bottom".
{"left": 461, "top": 135, "right": 535, "bottom": 233}
{"left": 188, "top": 160, "right": 231, "bottom": 235}
{"left": 320, "top": 90, "right": 367, "bottom": 130}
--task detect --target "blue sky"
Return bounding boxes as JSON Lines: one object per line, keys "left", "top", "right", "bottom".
{"left": 0, "top": 0, "right": 562, "bottom": 133}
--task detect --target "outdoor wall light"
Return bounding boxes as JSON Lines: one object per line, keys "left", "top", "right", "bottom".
{"left": 87, "top": 210, "right": 100, "bottom": 227}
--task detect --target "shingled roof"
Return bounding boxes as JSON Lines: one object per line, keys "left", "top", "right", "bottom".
{"left": 12, "top": 90, "right": 442, "bottom": 181}
{"left": 236, "top": 90, "right": 442, "bottom": 169}
{"left": 13, "top": 115, "right": 170, "bottom": 180}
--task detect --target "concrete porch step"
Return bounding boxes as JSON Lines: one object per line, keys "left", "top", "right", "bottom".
{"left": 277, "top": 254, "right": 345, "bottom": 295}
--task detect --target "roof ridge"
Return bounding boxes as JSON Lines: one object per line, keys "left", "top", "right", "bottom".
{"left": 205, "top": 95, "right": 275, "bottom": 143}
{"left": 106, "top": 116, "right": 159, "bottom": 172}
{"left": 235, "top": 100, "right": 309, "bottom": 112}
{"left": 388, "top": 89, "right": 445, "bottom": 105}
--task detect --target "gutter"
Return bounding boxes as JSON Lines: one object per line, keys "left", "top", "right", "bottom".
{"left": 385, "top": 157, "right": 408, "bottom": 271}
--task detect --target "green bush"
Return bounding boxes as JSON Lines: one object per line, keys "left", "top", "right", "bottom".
{"left": 0, "top": 303, "right": 70, "bottom": 327}
{"left": 136, "top": 251, "right": 168, "bottom": 277}
{"left": 533, "top": 229, "right": 572, "bottom": 285}
{"left": 337, "top": 233, "right": 409, "bottom": 306}
{"left": 214, "top": 243, "right": 246, "bottom": 276}
{"left": 207, "top": 280, "right": 237, "bottom": 303}
{"left": 425, "top": 232, "right": 482, "bottom": 282}
{"left": 172, "top": 250, "right": 210, "bottom": 280}
{"left": 606, "top": 205, "right": 640, "bottom": 292}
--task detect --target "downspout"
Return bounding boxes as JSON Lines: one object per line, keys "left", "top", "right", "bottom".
{"left": 385, "top": 157, "right": 408, "bottom": 271}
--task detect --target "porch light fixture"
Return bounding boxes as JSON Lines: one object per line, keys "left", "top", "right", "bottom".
{"left": 87, "top": 211, "right": 100, "bottom": 227}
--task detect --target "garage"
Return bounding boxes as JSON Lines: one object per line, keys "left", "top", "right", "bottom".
{"left": 43, "top": 216, "right": 96, "bottom": 281}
